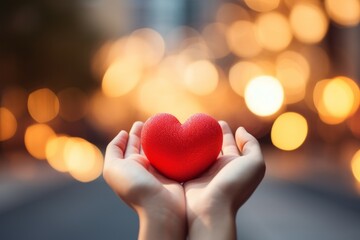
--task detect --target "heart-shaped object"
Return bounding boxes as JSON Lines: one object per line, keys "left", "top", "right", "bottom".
{"left": 141, "top": 113, "right": 223, "bottom": 182}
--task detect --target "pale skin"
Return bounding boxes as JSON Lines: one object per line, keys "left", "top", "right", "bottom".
{"left": 103, "top": 121, "right": 265, "bottom": 240}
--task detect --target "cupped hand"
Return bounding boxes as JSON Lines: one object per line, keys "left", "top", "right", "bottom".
{"left": 103, "top": 121, "right": 186, "bottom": 240}
{"left": 184, "top": 121, "right": 265, "bottom": 239}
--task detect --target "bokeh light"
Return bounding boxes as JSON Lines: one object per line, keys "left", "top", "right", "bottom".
{"left": 27, "top": 88, "right": 60, "bottom": 123}
{"left": 226, "top": 20, "right": 262, "bottom": 58}
{"left": 325, "top": 0, "right": 360, "bottom": 27}
{"left": 244, "top": 0, "right": 280, "bottom": 12}
{"left": 229, "top": 61, "right": 263, "bottom": 97}
{"left": 46, "top": 135, "right": 70, "bottom": 172}
{"left": 276, "top": 51, "right": 310, "bottom": 103}
{"left": 351, "top": 150, "right": 360, "bottom": 183}
{"left": 202, "top": 22, "right": 229, "bottom": 59}
{"left": 323, "top": 78, "right": 357, "bottom": 117}
{"left": 91, "top": 40, "right": 116, "bottom": 79}
{"left": 313, "top": 79, "right": 330, "bottom": 115}
{"left": 24, "top": 124, "right": 56, "bottom": 160}
{"left": 244, "top": 75, "right": 284, "bottom": 117}
{"left": 253, "top": 59, "right": 276, "bottom": 75}
{"left": 137, "top": 75, "right": 204, "bottom": 123}
{"left": 157, "top": 54, "right": 189, "bottom": 84}
{"left": 290, "top": 2, "right": 329, "bottom": 43}
{"left": 255, "top": 12, "right": 292, "bottom": 52}
{"left": 166, "top": 26, "right": 203, "bottom": 55}
{"left": 64, "top": 137, "right": 103, "bottom": 182}
{"left": 339, "top": 76, "right": 360, "bottom": 116}
{"left": 0, "top": 107, "right": 17, "bottom": 141}
{"left": 87, "top": 90, "right": 135, "bottom": 135}
{"left": 102, "top": 58, "right": 143, "bottom": 97}
{"left": 0, "top": 0, "right": 360, "bottom": 192}
{"left": 271, "top": 112, "right": 308, "bottom": 151}
{"left": 126, "top": 28, "right": 165, "bottom": 67}
{"left": 184, "top": 60, "right": 219, "bottom": 95}
{"left": 314, "top": 77, "right": 359, "bottom": 125}
{"left": 177, "top": 34, "right": 211, "bottom": 62}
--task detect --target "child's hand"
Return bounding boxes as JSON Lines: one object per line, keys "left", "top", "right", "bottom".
{"left": 184, "top": 121, "right": 266, "bottom": 240}
{"left": 103, "top": 120, "right": 265, "bottom": 240}
{"left": 103, "top": 122, "right": 186, "bottom": 240}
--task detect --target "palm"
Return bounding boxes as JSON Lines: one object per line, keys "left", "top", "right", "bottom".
{"left": 103, "top": 122, "right": 185, "bottom": 215}
{"left": 184, "top": 122, "right": 265, "bottom": 219}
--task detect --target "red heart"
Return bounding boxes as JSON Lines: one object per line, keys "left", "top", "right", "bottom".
{"left": 141, "top": 113, "right": 223, "bottom": 182}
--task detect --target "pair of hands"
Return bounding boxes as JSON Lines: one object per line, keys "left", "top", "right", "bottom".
{"left": 103, "top": 121, "right": 265, "bottom": 240}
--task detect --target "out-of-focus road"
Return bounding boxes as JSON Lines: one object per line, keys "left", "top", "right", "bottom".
{"left": 1, "top": 173, "right": 360, "bottom": 240}
{"left": 237, "top": 177, "right": 360, "bottom": 240}
{"left": 0, "top": 176, "right": 138, "bottom": 240}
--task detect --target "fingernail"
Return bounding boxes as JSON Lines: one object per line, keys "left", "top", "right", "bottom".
{"left": 239, "top": 127, "right": 246, "bottom": 132}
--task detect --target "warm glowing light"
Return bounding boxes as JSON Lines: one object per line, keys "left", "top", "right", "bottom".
{"left": 169, "top": 27, "right": 210, "bottom": 62}
{"left": 64, "top": 137, "right": 103, "bottom": 182}
{"left": 323, "top": 79, "right": 354, "bottom": 118}
{"left": 338, "top": 76, "right": 360, "bottom": 115}
{"left": 127, "top": 28, "right": 165, "bottom": 67}
{"left": 244, "top": 0, "right": 280, "bottom": 12}
{"left": 0, "top": 107, "right": 17, "bottom": 141}
{"left": 244, "top": 75, "right": 284, "bottom": 117}
{"left": 137, "top": 76, "right": 204, "bottom": 123}
{"left": 25, "top": 124, "right": 56, "bottom": 160}
{"left": 314, "top": 77, "right": 359, "bottom": 124}
{"left": 313, "top": 79, "right": 330, "bottom": 110}
{"left": 216, "top": 3, "right": 251, "bottom": 24}
{"left": 202, "top": 23, "right": 230, "bottom": 59}
{"left": 46, "top": 135, "right": 69, "bottom": 172}
{"left": 179, "top": 38, "right": 211, "bottom": 62}
{"left": 87, "top": 90, "right": 134, "bottom": 135}
{"left": 253, "top": 59, "right": 275, "bottom": 75}
{"left": 166, "top": 26, "right": 202, "bottom": 54}
{"left": 271, "top": 112, "right": 308, "bottom": 151}
{"left": 290, "top": 2, "right": 329, "bottom": 43}
{"left": 325, "top": 0, "right": 360, "bottom": 27}
{"left": 184, "top": 60, "right": 219, "bottom": 95}
{"left": 229, "top": 61, "right": 263, "bottom": 97}
{"left": 226, "top": 21, "right": 262, "bottom": 58}
{"left": 28, "top": 88, "right": 60, "bottom": 123}
{"left": 255, "top": 12, "right": 292, "bottom": 52}
{"left": 351, "top": 150, "right": 360, "bottom": 182}
{"left": 102, "top": 58, "right": 142, "bottom": 97}
{"left": 276, "top": 51, "right": 310, "bottom": 103}
{"left": 157, "top": 54, "right": 190, "bottom": 83}
{"left": 91, "top": 40, "right": 115, "bottom": 79}
{"left": 58, "top": 88, "right": 88, "bottom": 122}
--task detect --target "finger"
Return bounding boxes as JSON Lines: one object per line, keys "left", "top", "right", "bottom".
{"left": 219, "top": 120, "right": 240, "bottom": 156}
{"left": 140, "top": 145, "right": 145, "bottom": 156}
{"left": 235, "top": 127, "right": 262, "bottom": 159}
{"left": 125, "top": 121, "right": 144, "bottom": 158}
{"left": 104, "top": 130, "right": 128, "bottom": 164}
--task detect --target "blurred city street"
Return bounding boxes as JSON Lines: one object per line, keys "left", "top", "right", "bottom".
{"left": 1, "top": 148, "right": 360, "bottom": 240}
{"left": 1, "top": 0, "right": 360, "bottom": 239}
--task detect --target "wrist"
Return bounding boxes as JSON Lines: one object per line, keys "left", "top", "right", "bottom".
{"left": 136, "top": 205, "right": 186, "bottom": 240}
{"left": 187, "top": 198, "right": 237, "bottom": 240}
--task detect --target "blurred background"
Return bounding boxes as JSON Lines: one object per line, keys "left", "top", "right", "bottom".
{"left": 1, "top": 0, "right": 360, "bottom": 239}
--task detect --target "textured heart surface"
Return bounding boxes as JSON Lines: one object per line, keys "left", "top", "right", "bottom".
{"left": 141, "top": 113, "right": 223, "bottom": 182}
